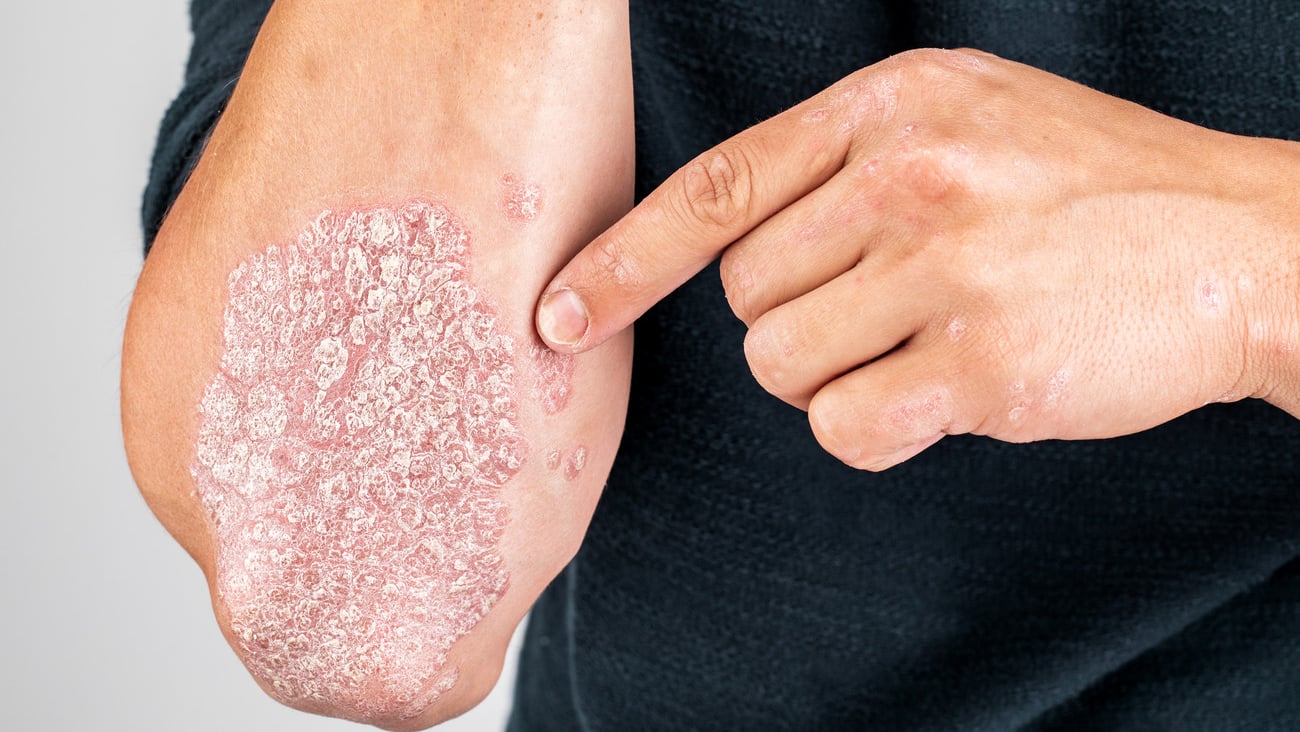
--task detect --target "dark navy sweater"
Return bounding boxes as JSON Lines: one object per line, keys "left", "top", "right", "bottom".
{"left": 145, "top": 2, "right": 1300, "bottom": 730}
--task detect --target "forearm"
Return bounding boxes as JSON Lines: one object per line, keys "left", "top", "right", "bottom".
{"left": 185, "top": 0, "right": 632, "bottom": 232}
{"left": 122, "top": 1, "right": 632, "bottom": 728}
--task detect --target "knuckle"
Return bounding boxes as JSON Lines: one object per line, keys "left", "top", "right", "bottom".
{"left": 742, "top": 322, "right": 781, "bottom": 390}
{"left": 743, "top": 315, "right": 801, "bottom": 398}
{"left": 807, "top": 391, "right": 863, "bottom": 466}
{"left": 742, "top": 321, "right": 778, "bottom": 384}
{"left": 895, "top": 47, "right": 988, "bottom": 82}
{"left": 897, "top": 141, "right": 971, "bottom": 203}
{"left": 882, "top": 386, "right": 956, "bottom": 442}
{"left": 718, "top": 250, "right": 759, "bottom": 323}
{"left": 680, "top": 145, "right": 755, "bottom": 230}
{"left": 830, "top": 69, "right": 902, "bottom": 133}
{"left": 951, "top": 47, "right": 995, "bottom": 63}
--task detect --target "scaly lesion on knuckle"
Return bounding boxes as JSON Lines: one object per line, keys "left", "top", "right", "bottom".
{"left": 893, "top": 47, "right": 990, "bottom": 83}
{"left": 679, "top": 145, "right": 756, "bottom": 230}
{"left": 823, "top": 69, "right": 902, "bottom": 144}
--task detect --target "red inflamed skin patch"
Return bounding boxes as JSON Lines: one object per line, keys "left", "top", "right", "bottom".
{"left": 500, "top": 174, "right": 543, "bottom": 224}
{"left": 529, "top": 342, "right": 574, "bottom": 415}
{"left": 191, "top": 202, "right": 525, "bottom": 720}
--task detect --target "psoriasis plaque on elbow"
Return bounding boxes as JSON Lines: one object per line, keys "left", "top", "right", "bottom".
{"left": 529, "top": 341, "right": 574, "bottom": 414}
{"left": 191, "top": 201, "right": 525, "bottom": 720}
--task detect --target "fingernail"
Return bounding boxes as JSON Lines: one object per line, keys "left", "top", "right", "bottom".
{"left": 538, "top": 288, "right": 589, "bottom": 347}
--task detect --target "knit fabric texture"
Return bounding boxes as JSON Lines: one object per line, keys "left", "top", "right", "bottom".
{"left": 142, "top": 2, "right": 1300, "bottom": 730}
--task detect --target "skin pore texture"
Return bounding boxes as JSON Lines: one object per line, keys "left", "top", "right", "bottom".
{"left": 194, "top": 202, "right": 567, "bottom": 718}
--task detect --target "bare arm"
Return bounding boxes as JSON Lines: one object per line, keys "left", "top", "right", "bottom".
{"left": 121, "top": 1, "right": 633, "bottom": 728}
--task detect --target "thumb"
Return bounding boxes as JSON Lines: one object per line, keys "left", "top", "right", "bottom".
{"left": 535, "top": 110, "right": 850, "bottom": 353}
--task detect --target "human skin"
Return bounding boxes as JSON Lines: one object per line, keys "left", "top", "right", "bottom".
{"left": 537, "top": 48, "right": 1300, "bottom": 470}
{"left": 120, "top": 1, "right": 633, "bottom": 728}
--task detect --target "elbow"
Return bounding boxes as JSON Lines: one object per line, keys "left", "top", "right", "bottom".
{"left": 199, "top": 459, "right": 519, "bottom": 728}
{"left": 215, "top": 576, "right": 509, "bottom": 730}
{"left": 196, "top": 456, "right": 518, "bottom": 728}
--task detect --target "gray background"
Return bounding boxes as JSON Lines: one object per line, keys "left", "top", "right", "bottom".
{"left": 0, "top": 2, "right": 520, "bottom": 730}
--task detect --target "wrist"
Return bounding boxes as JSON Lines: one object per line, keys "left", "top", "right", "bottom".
{"left": 1232, "top": 137, "right": 1300, "bottom": 415}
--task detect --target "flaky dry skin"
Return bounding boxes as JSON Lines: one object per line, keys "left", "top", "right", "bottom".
{"left": 192, "top": 202, "right": 524, "bottom": 720}
{"left": 529, "top": 342, "right": 574, "bottom": 414}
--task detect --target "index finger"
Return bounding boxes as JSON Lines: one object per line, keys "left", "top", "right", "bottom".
{"left": 535, "top": 94, "right": 856, "bottom": 353}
